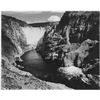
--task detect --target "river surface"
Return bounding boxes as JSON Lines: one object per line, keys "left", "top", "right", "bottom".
{"left": 16, "top": 49, "right": 93, "bottom": 89}
{"left": 20, "top": 49, "right": 48, "bottom": 71}
{"left": 19, "top": 49, "right": 57, "bottom": 73}
{"left": 16, "top": 49, "right": 60, "bottom": 81}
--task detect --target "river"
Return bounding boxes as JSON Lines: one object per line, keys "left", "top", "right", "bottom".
{"left": 19, "top": 49, "right": 47, "bottom": 71}
{"left": 15, "top": 49, "right": 60, "bottom": 82}
{"left": 16, "top": 49, "right": 93, "bottom": 89}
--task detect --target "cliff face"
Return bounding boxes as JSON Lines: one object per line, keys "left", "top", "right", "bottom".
{"left": 2, "top": 15, "right": 27, "bottom": 62}
{"left": 36, "top": 11, "right": 99, "bottom": 89}
{"left": 1, "top": 15, "right": 29, "bottom": 89}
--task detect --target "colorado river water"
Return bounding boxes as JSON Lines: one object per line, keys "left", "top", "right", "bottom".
{"left": 17, "top": 49, "right": 57, "bottom": 73}
{"left": 16, "top": 49, "right": 94, "bottom": 89}
{"left": 20, "top": 49, "right": 48, "bottom": 71}
{"left": 15, "top": 49, "right": 61, "bottom": 82}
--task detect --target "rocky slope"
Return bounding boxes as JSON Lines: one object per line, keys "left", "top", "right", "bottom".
{"left": 36, "top": 11, "right": 100, "bottom": 89}
{"left": 1, "top": 15, "right": 71, "bottom": 89}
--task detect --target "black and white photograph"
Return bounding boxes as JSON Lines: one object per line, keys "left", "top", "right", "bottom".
{"left": 1, "top": 11, "right": 100, "bottom": 90}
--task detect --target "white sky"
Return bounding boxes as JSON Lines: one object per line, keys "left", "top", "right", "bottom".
{"left": 2, "top": 11, "right": 64, "bottom": 23}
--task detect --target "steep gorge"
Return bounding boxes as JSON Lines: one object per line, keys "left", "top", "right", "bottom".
{"left": 1, "top": 15, "right": 70, "bottom": 89}
{"left": 1, "top": 11, "right": 100, "bottom": 89}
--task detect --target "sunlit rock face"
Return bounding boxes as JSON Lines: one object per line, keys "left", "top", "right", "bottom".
{"left": 2, "top": 15, "right": 27, "bottom": 62}
{"left": 22, "top": 27, "right": 45, "bottom": 46}
{"left": 56, "top": 12, "right": 99, "bottom": 43}
{"left": 36, "top": 11, "right": 99, "bottom": 89}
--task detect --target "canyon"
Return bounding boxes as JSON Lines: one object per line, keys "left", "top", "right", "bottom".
{"left": 1, "top": 11, "right": 100, "bottom": 89}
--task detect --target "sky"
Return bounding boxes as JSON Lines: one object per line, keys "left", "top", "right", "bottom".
{"left": 2, "top": 11, "right": 64, "bottom": 23}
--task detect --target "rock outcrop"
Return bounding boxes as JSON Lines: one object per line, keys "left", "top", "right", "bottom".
{"left": 36, "top": 11, "right": 100, "bottom": 89}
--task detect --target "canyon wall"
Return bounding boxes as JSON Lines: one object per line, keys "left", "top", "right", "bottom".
{"left": 36, "top": 11, "right": 100, "bottom": 89}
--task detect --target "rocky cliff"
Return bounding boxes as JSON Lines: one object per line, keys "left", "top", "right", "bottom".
{"left": 2, "top": 15, "right": 27, "bottom": 61}
{"left": 36, "top": 11, "right": 100, "bottom": 89}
